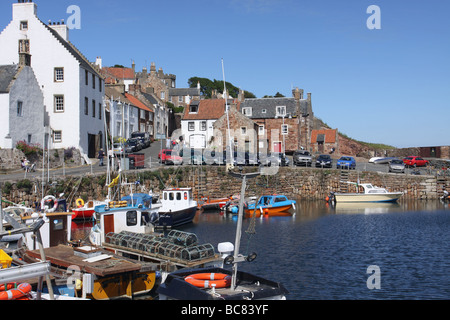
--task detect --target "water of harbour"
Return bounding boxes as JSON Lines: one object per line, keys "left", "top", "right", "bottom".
{"left": 176, "top": 200, "right": 450, "bottom": 300}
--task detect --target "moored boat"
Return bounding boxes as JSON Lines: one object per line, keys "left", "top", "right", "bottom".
{"left": 157, "top": 170, "right": 289, "bottom": 300}
{"left": 157, "top": 188, "right": 197, "bottom": 229}
{"left": 245, "top": 195, "right": 296, "bottom": 217}
{"left": 331, "top": 183, "right": 404, "bottom": 203}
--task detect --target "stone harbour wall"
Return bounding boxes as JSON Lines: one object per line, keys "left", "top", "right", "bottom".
{"left": 2, "top": 166, "right": 449, "bottom": 209}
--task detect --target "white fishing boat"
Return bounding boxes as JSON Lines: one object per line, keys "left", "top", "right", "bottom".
{"left": 332, "top": 183, "right": 404, "bottom": 203}
{"left": 157, "top": 188, "right": 198, "bottom": 229}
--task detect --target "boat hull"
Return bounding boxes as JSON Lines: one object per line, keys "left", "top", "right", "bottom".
{"left": 158, "top": 206, "right": 197, "bottom": 228}
{"left": 71, "top": 209, "right": 95, "bottom": 220}
{"left": 245, "top": 205, "right": 294, "bottom": 217}
{"left": 334, "top": 192, "right": 403, "bottom": 203}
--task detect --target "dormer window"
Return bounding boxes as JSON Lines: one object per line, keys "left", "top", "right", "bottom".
{"left": 242, "top": 107, "right": 252, "bottom": 116}
{"left": 276, "top": 106, "right": 286, "bottom": 117}
{"left": 189, "top": 104, "right": 198, "bottom": 114}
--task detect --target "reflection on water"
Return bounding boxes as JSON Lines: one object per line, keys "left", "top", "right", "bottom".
{"left": 71, "top": 199, "right": 450, "bottom": 300}
{"left": 181, "top": 199, "right": 450, "bottom": 300}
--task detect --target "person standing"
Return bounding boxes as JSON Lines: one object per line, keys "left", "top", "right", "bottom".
{"left": 98, "top": 148, "right": 105, "bottom": 166}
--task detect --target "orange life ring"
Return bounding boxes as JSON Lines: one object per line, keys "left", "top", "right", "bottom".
{"left": 185, "top": 273, "right": 231, "bottom": 289}
{"left": 0, "top": 283, "right": 32, "bottom": 300}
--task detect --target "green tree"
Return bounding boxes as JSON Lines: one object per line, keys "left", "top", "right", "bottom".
{"left": 188, "top": 77, "right": 256, "bottom": 99}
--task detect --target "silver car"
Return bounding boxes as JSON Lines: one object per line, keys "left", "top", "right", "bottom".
{"left": 388, "top": 159, "right": 405, "bottom": 173}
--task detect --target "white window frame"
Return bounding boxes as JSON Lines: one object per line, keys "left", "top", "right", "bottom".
{"left": 188, "top": 122, "right": 195, "bottom": 131}
{"left": 54, "top": 67, "right": 64, "bottom": 82}
{"left": 17, "top": 101, "right": 23, "bottom": 117}
{"left": 276, "top": 106, "right": 286, "bottom": 117}
{"left": 20, "top": 21, "right": 28, "bottom": 31}
{"left": 241, "top": 126, "right": 247, "bottom": 135}
{"left": 258, "top": 125, "right": 265, "bottom": 136}
{"left": 242, "top": 107, "right": 252, "bottom": 116}
{"left": 53, "top": 131, "right": 62, "bottom": 143}
{"left": 54, "top": 95, "right": 64, "bottom": 113}
{"left": 201, "top": 121, "right": 207, "bottom": 131}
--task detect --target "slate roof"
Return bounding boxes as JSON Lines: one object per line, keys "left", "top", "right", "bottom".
{"left": 0, "top": 64, "right": 20, "bottom": 93}
{"left": 169, "top": 87, "right": 200, "bottom": 97}
{"left": 240, "top": 97, "right": 310, "bottom": 119}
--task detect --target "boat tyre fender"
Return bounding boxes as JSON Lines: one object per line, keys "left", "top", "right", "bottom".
{"left": 185, "top": 273, "right": 232, "bottom": 289}
{"left": 76, "top": 198, "right": 85, "bottom": 208}
{"left": 41, "top": 195, "right": 58, "bottom": 213}
{"left": 0, "top": 283, "right": 32, "bottom": 300}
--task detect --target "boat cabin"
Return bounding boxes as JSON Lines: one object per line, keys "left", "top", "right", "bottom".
{"left": 91, "top": 194, "right": 162, "bottom": 246}
{"left": 257, "top": 195, "right": 289, "bottom": 206}
{"left": 160, "top": 188, "right": 195, "bottom": 212}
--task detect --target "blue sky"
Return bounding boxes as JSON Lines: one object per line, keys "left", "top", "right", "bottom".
{"left": 1, "top": 0, "right": 449, "bottom": 148}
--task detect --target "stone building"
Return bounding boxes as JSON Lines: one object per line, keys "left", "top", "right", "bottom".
{"left": 0, "top": 64, "right": 44, "bottom": 149}
{"left": 213, "top": 100, "right": 259, "bottom": 154}
{"left": 310, "top": 129, "right": 339, "bottom": 155}
{"left": 239, "top": 88, "right": 314, "bottom": 154}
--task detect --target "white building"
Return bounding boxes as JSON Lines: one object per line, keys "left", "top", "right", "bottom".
{"left": 0, "top": 64, "right": 44, "bottom": 149}
{"left": 0, "top": 1, "right": 105, "bottom": 159}
{"left": 181, "top": 99, "right": 227, "bottom": 149}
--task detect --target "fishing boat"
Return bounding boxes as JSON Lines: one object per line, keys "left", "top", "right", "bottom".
{"left": 72, "top": 198, "right": 106, "bottom": 220}
{"left": 157, "top": 188, "right": 198, "bottom": 229}
{"left": 89, "top": 193, "right": 161, "bottom": 246}
{"left": 331, "top": 182, "right": 404, "bottom": 203}
{"left": 244, "top": 195, "right": 296, "bottom": 217}
{"left": 198, "top": 196, "right": 231, "bottom": 211}
{"left": 157, "top": 170, "right": 289, "bottom": 300}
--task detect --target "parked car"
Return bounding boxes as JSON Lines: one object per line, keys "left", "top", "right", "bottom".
{"left": 164, "top": 150, "right": 183, "bottom": 165}
{"left": 159, "top": 149, "right": 173, "bottom": 164}
{"left": 389, "top": 159, "right": 406, "bottom": 173}
{"left": 131, "top": 132, "right": 151, "bottom": 148}
{"left": 336, "top": 156, "right": 356, "bottom": 170}
{"left": 403, "top": 156, "right": 429, "bottom": 168}
{"left": 270, "top": 153, "right": 290, "bottom": 167}
{"left": 315, "top": 154, "right": 333, "bottom": 168}
{"left": 125, "top": 139, "right": 140, "bottom": 153}
{"left": 293, "top": 150, "right": 312, "bottom": 167}
{"left": 113, "top": 143, "right": 124, "bottom": 156}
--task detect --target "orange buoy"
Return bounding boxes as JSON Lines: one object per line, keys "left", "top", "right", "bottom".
{"left": 185, "top": 273, "right": 231, "bottom": 289}
{"left": 0, "top": 283, "right": 32, "bottom": 300}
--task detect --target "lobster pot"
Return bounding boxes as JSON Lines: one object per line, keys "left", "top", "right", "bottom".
{"left": 157, "top": 243, "right": 186, "bottom": 259}
{"left": 166, "top": 230, "right": 198, "bottom": 247}
{"left": 125, "top": 233, "right": 158, "bottom": 251}
{"left": 105, "top": 232, "right": 123, "bottom": 245}
{"left": 181, "top": 244, "right": 216, "bottom": 261}
{"left": 144, "top": 239, "right": 166, "bottom": 254}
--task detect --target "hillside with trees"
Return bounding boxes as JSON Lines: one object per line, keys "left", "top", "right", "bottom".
{"left": 188, "top": 77, "right": 256, "bottom": 99}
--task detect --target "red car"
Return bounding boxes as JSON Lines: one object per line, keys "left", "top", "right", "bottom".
{"left": 159, "top": 149, "right": 183, "bottom": 165}
{"left": 403, "top": 156, "right": 429, "bottom": 168}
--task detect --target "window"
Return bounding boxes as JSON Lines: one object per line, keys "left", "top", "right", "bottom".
{"left": 17, "top": 101, "right": 23, "bottom": 117}
{"left": 161, "top": 91, "right": 165, "bottom": 100}
{"left": 169, "top": 192, "right": 174, "bottom": 201}
{"left": 99, "top": 102, "right": 102, "bottom": 119}
{"left": 20, "top": 21, "right": 28, "bottom": 31}
{"left": 92, "top": 100, "right": 96, "bottom": 118}
{"left": 176, "top": 192, "right": 182, "bottom": 200}
{"left": 281, "top": 124, "right": 289, "bottom": 135}
{"left": 188, "top": 122, "right": 195, "bottom": 131}
{"left": 126, "top": 211, "right": 137, "bottom": 226}
{"left": 27, "top": 134, "right": 32, "bottom": 144}
{"left": 54, "top": 67, "right": 64, "bottom": 82}
{"left": 99, "top": 78, "right": 102, "bottom": 92}
{"left": 53, "top": 131, "right": 62, "bottom": 143}
{"left": 242, "top": 107, "right": 252, "bottom": 116}
{"left": 178, "top": 96, "right": 183, "bottom": 103}
{"left": 92, "top": 74, "right": 96, "bottom": 89}
{"left": 241, "top": 127, "right": 247, "bottom": 135}
{"left": 258, "top": 125, "right": 265, "bottom": 136}
{"left": 85, "top": 97, "right": 89, "bottom": 115}
{"left": 85, "top": 70, "right": 89, "bottom": 86}
{"left": 276, "top": 106, "right": 286, "bottom": 117}
{"left": 54, "top": 95, "right": 64, "bottom": 112}
{"left": 18, "top": 39, "right": 30, "bottom": 53}
{"left": 262, "top": 109, "right": 267, "bottom": 114}
{"left": 201, "top": 121, "right": 207, "bottom": 131}
{"left": 189, "top": 105, "right": 198, "bottom": 113}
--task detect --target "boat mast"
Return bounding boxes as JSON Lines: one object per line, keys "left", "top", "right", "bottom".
{"left": 228, "top": 170, "right": 260, "bottom": 290}
{"left": 222, "top": 59, "right": 233, "bottom": 169}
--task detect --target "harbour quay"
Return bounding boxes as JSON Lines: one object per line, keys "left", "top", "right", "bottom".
{"left": 1, "top": 166, "right": 449, "bottom": 208}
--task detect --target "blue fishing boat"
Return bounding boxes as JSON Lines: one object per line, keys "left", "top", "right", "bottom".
{"left": 245, "top": 195, "right": 296, "bottom": 217}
